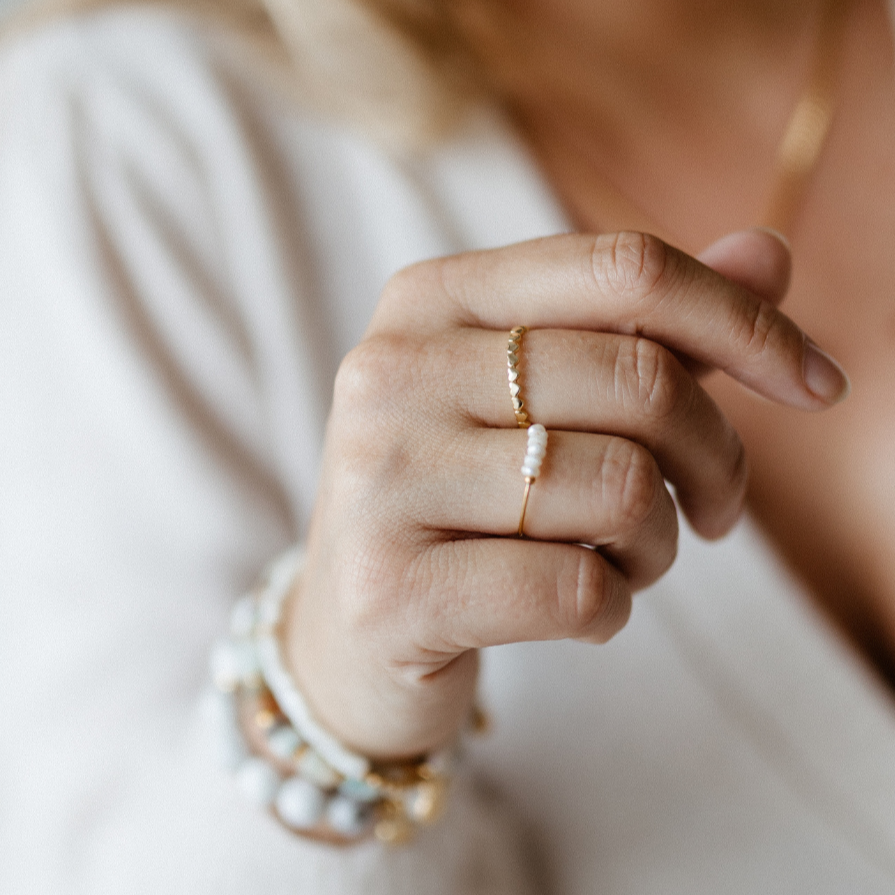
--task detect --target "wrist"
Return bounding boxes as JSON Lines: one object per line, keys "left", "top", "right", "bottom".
{"left": 205, "top": 546, "right": 481, "bottom": 845}
{"left": 281, "top": 558, "right": 480, "bottom": 761}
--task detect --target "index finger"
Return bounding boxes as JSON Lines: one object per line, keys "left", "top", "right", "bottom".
{"left": 376, "top": 231, "right": 849, "bottom": 411}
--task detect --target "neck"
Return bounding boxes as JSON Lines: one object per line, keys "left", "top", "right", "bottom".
{"left": 453, "top": 0, "right": 839, "bottom": 246}
{"left": 458, "top": 0, "right": 829, "bottom": 69}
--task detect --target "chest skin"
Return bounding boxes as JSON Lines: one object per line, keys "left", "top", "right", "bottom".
{"left": 706, "top": 0, "right": 895, "bottom": 684}
{"left": 506, "top": 0, "right": 895, "bottom": 684}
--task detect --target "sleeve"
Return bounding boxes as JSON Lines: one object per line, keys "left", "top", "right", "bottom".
{"left": 0, "top": 9, "right": 538, "bottom": 895}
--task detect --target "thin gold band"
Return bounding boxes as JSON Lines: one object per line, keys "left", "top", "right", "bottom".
{"left": 516, "top": 423, "right": 548, "bottom": 539}
{"left": 517, "top": 477, "right": 533, "bottom": 538}
{"left": 507, "top": 326, "right": 529, "bottom": 428}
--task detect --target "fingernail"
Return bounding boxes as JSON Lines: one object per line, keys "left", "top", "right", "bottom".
{"left": 803, "top": 341, "right": 850, "bottom": 404}
{"left": 753, "top": 226, "right": 791, "bottom": 252}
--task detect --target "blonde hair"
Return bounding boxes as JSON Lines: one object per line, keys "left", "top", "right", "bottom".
{"left": 6, "top": 0, "right": 482, "bottom": 147}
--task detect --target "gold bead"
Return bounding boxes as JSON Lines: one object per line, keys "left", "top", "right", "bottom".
{"left": 374, "top": 801, "right": 415, "bottom": 845}
{"left": 408, "top": 778, "right": 449, "bottom": 825}
{"left": 469, "top": 704, "right": 491, "bottom": 735}
{"left": 506, "top": 326, "right": 532, "bottom": 429}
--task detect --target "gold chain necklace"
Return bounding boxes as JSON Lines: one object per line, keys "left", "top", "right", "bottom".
{"left": 763, "top": 0, "right": 850, "bottom": 234}
{"left": 569, "top": 1, "right": 850, "bottom": 243}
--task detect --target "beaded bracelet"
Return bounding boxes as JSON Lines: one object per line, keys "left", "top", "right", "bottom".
{"left": 204, "top": 548, "right": 474, "bottom": 845}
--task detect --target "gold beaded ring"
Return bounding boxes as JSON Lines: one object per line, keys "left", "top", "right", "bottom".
{"left": 507, "top": 326, "right": 529, "bottom": 427}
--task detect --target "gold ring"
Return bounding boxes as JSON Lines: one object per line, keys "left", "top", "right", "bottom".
{"left": 517, "top": 424, "right": 548, "bottom": 537}
{"left": 517, "top": 479, "right": 534, "bottom": 537}
{"left": 507, "top": 326, "right": 529, "bottom": 428}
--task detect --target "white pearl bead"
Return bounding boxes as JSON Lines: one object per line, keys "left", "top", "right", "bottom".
{"left": 210, "top": 639, "right": 260, "bottom": 691}
{"left": 338, "top": 777, "right": 381, "bottom": 803}
{"left": 521, "top": 422, "right": 548, "bottom": 480}
{"left": 327, "top": 794, "right": 371, "bottom": 836}
{"left": 235, "top": 757, "right": 280, "bottom": 807}
{"left": 268, "top": 725, "right": 302, "bottom": 761}
{"left": 275, "top": 776, "right": 327, "bottom": 830}
{"left": 298, "top": 749, "right": 342, "bottom": 789}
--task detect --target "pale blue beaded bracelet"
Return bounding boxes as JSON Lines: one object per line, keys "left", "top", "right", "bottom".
{"left": 204, "top": 547, "right": 463, "bottom": 844}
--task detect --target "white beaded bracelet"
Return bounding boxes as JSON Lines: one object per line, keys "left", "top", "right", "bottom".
{"left": 253, "top": 547, "right": 372, "bottom": 781}
{"left": 205, "top": 547, "right": 472, "bottom": 845}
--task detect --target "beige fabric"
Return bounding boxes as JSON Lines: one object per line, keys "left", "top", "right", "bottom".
{"left": 2, "top": 7, "right": 895, "bottom": 893}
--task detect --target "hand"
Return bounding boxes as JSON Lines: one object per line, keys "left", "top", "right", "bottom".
{"left": 283, "top": 229, "right": 848, "bottom": 759}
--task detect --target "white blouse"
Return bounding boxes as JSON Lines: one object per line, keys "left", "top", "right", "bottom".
{"left": 2, "top": 7, "right": 895, "bottom": 894}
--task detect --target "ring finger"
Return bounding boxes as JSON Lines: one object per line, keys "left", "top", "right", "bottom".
{"left": 458, "top": 326, "right": 747, "bottom": 538}
{"left": 422, "top": 428, "right": 679, "bottom": 591}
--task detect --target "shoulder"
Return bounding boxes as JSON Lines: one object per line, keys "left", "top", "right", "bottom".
{"left": 0, "top": 3, "right": 352, "bottom": 287}
{"left": 0, "top": 5, "right": 254, "bottom": 93}
{"left": 0, "top": 5, "right": 291, "bottom": 150}
{"left": 0, "top": 4, "right": 416, "bottom": 214}
{"left": 0, "top": 6, "right": 207, "bottom": 109}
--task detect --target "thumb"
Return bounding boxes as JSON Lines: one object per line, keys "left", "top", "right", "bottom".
{"left": 697, "top": 227, "right": 792, "bottom": 304}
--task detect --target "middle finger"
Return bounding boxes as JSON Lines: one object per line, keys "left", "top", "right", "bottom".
{"left": 460, "top": 327, "right": 747, "bottom": 538}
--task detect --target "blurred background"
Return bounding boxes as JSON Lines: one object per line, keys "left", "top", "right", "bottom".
{"left": 1, "top": 0, "right": 28, "bottom": 18}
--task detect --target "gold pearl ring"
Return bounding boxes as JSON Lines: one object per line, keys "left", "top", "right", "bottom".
{"left": 517, "top": 424, "right": 548, "bottom": 537}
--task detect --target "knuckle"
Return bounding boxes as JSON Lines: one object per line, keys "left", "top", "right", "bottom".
{"left": 617, "top": 338, "right": 689, "bottom": 423}
{"left": 563, "top": 549, "right": 609, "bottom": 634}
{"left": 431, "top": 253, "right": 468, "bottom": 303}
{"left": 733, "top": 298, "right": 782, "bottom": 358}
{"left": 563, "top": 550, "right": 631, "bottom": 641}
{"left": 392, "top": 252, "right": 473, "bottom": 321}
{"left": 592, "top": 231, "right": 671, "bottom": 305}
{"left": 333, "top": 333, "right": 418, "bottom": 417}
{"left": 379, "top": 260, "right": 436, "bottom": 309}
{"left": 599, "top": 439, "right": 663, "bottom": 533}
{"left": 330, "top": 336, "right": 422, "bottom": 490}
{"left": 333, "top": 342, "right": 383, "bottom": 412}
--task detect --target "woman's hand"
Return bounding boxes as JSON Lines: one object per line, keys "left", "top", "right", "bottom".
{"left": 283, "top": 229, "right": 848, "bottom": 759}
